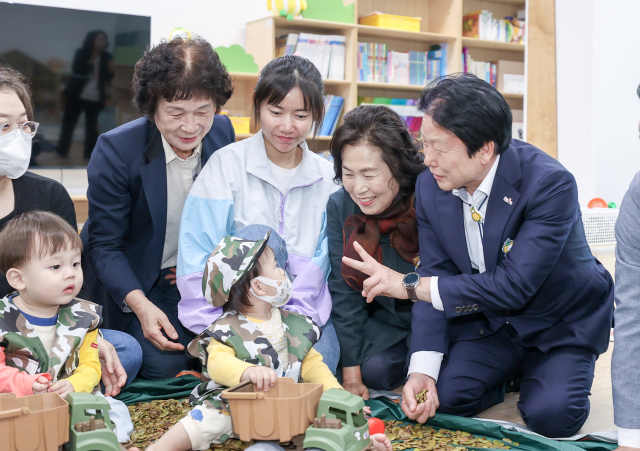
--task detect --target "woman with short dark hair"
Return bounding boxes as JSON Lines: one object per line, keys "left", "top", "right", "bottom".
{"left": 327, "top": 105, "right": 425, "bottom": 397}
{"left": 176, "top": 55, "right": 341, "bottom": 374}
{"left": 81, "top": 37, "right": 236, "bottom": 379}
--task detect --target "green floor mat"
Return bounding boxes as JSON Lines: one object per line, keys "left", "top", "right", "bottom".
{"left": 115, "top": 375, "right": 200, "bottom": 405}
{"left": 366, "top": 397, "right": 616, "bottom": 451}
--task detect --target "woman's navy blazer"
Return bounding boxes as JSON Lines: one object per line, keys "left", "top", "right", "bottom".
{"left": 80, "top": 116, "right": 235, "bottom": 329}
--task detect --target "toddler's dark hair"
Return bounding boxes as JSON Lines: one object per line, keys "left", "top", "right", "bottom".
{"left": 0, "top": 211, "right": 82, "bottom": 274}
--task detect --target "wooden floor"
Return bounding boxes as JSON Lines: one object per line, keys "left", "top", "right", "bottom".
{"left": 475, "top": 343, "right": 615, "bottom": 434}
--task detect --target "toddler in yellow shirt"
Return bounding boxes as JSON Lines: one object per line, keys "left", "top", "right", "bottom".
{"left": 0, "top": 211, "right": 101, "bottom": 397}
{"left": 148, "top": 232, "right": 391, "bottom": 451}
{"left": 0, "top": 211, "right": 138, "bottom": 450}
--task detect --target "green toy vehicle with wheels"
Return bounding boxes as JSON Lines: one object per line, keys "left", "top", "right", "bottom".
{"left": 0, "top": 391, "right": 125, "bottom": 451}
{"left": 303, "top": 388, "right": 375, "bottom": 451}
{"left": 223, "top": 378, "right": 376, "bottom": 451}
{"left": 65, "top": 392, "right": 123, "bottom": 451}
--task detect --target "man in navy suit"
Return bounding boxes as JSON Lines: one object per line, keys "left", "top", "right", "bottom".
{"left": 81, "top": 37, "right": 235, "bottom": 379}
{"left": 343, "top": 74, "right": 614, "bottom": 437}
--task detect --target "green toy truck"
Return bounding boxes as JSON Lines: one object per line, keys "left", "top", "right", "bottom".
{"left": 302, "top": 388, "right": 375, "bottom": 451}
{"left": 0, "top": 391, "right": 125, "bottom": 451}
{"left": 222, "top": 377, "right": 376, "bottom": 451}
{"left": 65, "top": 392, "right": 124, "bottom": 451}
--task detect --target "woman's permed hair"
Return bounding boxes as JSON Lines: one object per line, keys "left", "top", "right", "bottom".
{"left": 253, "top": 55, "right": 325, "bottom": 136}
{"left": 223, "top": 246, "right": 273, "bottom": 314}
{"left": 133, "top": 36, "right": 234, "bottom": 118}
{"left": 417, "top": 73, "right": 512, "bottom": 156}
{"left": 330, "top": 105, "right": 425, "bottom": 199}
{"left": 0, "top": 211, "right": 82, "bottom": 274}
{"left": 0, "top": 65, "right": 34, "bottom": 121}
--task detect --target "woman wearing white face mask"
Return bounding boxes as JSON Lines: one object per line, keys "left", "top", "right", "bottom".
{"left": 0, "top": 66, "right": 72, "bottom": 290}
{"left": 0, "top": 64, "right": 143, "bottom": 396}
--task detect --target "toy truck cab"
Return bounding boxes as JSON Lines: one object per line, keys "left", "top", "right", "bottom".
{"left": 65, "top": 392, "right": 122, "bottom": 451}
{"left": 303, "top": 389, "right": 373, "bottom": 451}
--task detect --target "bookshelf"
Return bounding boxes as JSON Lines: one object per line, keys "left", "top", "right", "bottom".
{"left": 231, "top": 0, "right": 548, "bottom": 154}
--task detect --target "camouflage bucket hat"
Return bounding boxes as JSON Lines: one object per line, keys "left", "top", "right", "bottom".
{"left": 202, "top": 231, "right": 271, "bottom": 307}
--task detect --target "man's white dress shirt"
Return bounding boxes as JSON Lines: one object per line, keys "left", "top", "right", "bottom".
{"left": 408, "top": 156, "right": 501, "bottom": 381}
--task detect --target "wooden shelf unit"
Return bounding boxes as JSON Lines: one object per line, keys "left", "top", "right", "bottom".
{"left": 357, "top": 81, "right": 425, "bottom": 92}
{"left": 236, "top": 0, "right": 538, "bottom": 151}
{"left": 462, "top": 37, "right": 525, "bottom": 52}
{"left": 501, "top": 92, "right": 524, "bottom": 100}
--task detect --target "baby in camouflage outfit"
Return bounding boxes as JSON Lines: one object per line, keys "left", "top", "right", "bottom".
{"left": 149, "top": 231, "right": 391, "bottom": 451}
{"left": 0, "top": 211, "right": 102, "bottom": 398}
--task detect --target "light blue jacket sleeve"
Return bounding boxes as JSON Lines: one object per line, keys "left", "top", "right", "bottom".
{"left": 285, "top": 210, "right": 333, "bottom": 326}
{"left": 176, "top": 153, "right": 236, "bottom": 333}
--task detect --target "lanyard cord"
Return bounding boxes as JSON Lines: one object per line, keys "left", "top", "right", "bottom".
{"left": 469, "top": 196, "right": 488, "bottom": 240}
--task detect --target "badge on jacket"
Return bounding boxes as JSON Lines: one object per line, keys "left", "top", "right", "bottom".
{"left": 502, "top": 238, "right": 514, "bottom": 255}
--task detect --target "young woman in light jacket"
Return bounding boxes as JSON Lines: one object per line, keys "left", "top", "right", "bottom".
{"left": 176, "top": 55, "right": 340, "bottom": 372}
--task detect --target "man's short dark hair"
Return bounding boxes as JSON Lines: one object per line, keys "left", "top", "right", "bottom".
{"left": 0, "top": 211, "right": 82, "bottom": 274}
{"left": 417, "top": 73, "right": 513, "bottom": 157}
{"left": 133, "top": 37, "right": 234, "bottom": 118}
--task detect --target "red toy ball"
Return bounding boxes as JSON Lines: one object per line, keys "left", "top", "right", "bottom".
{"left": 368, "top": 417, "right": 385, "bottom": 435}
{"left": 588, "top": 198, "right": 608, "bottom": 209}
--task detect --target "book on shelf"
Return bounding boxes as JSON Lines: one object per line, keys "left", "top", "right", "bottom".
{"left": 357, "top": 96, "right": 423, "bottom": 136}
{"left": 328, "top": 35, "right": 346, "bottom": 80}
{"left": 427, "top": 43, "right": 448, "bottom": 81}
{"left": 358, "top": 42, "right": 388, "bottom": 83}
{"left": 463, "top": 10, "right": 526, "bottom": 44}
{"left": 358, "top": 42, "right": 448, "bottom": 86}
{"left": 319, "top": 95, "right": 344, "bottom": 137}
{"left": 462, "top": 47, "right": 497, "bottom": 87}
{"left": 275, "top": 33, "right": 345, "bottom": 80}
{"left": 275, "top": 33, "right": 300, "bottom": 58}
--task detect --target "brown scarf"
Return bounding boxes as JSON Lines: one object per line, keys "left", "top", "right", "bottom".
{"left": 341, "top": 196, "right": 419, "bottom": 291}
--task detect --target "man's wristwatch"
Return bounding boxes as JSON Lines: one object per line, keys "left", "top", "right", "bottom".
{"left": 403, "top": 272, "right": 421, "bottom": 301}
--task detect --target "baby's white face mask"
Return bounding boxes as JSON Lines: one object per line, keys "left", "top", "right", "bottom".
{"left": 250, "top": 276, "right": 292, "bottom": 308}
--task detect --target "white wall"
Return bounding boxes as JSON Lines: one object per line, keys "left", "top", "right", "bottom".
{"left": 556, "top": 0, "right": 640, "bottom": 206}
{"left": 5, "top": 0, "right": 271, "bottom": 49}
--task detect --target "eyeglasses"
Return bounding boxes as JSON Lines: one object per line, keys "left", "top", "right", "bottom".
{"left": 0, "top": 121, "right": 39, "bottom": 140}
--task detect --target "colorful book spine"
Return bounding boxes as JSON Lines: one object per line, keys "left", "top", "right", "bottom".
{"left": 358, "top": 41, "right": 449, "bottom": 86}
{"left": 357, "top": 97, "right": 423, "bottom": 137}
{"left": 319, "top": 95, "right": 344, "bottom": 136}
